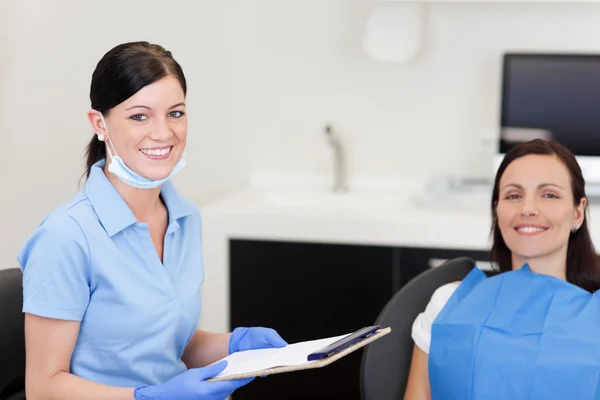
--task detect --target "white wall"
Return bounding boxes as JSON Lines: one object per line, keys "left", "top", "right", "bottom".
{"left": 1, "top": 0, "right": 16, "bottom": 268}
{"left": 3, "top": 0, "right": 600, "bottom": 272}
{"left": 241, "top": 1, "right": 600, "bottom": 189}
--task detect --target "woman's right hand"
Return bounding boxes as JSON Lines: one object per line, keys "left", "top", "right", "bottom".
{"left": 133, "top": 360, "right": 253, "bottom": 400}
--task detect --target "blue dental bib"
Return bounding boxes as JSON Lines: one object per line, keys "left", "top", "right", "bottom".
{"left": 429, "top": 264, "right": 600, "bottom": 399}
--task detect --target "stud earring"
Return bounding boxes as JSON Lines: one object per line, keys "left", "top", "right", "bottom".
{"left": 97, "top": 134, "right": 105, "bottom": 141}
{"left": 572, "top": 225, "right": 580, "bottom": 233}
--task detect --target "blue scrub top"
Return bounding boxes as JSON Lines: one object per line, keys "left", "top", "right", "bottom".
{"left": 17, "top": 159, "right": 204, "bottom": 388}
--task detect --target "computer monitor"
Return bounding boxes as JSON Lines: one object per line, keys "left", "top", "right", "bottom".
{"left": 495, "top": 53, "right": 600, "bottom": 191}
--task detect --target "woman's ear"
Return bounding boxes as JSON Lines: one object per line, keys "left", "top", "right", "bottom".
{"left": 574, "top": 197, "right": 586, "bottom": 229}
{"left": 87, "top": 109, "right": 107, "bottom": 139}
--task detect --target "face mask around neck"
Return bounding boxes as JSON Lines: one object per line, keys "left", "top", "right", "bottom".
{"left": 98, "top": 112, "right": 186, "bottom": 189}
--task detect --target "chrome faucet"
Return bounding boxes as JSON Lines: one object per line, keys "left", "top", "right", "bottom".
{"left": 324, "top": 124, "right": 348, "bottom": 192}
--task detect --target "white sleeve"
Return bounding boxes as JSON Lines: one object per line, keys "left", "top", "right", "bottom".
{"left": 411, "top": 282, "right": 460, "bottom": 354}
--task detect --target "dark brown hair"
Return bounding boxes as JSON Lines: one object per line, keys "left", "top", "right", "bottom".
{"left": 490, "top": 139, "right": 600, "bottom": 292}
{"left": 84, "top": 41, "right": 187, "bottom": 178}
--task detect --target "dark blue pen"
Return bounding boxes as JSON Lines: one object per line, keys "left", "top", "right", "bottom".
{"left": 307, "top": 325, "right": 380, "bottom": 361}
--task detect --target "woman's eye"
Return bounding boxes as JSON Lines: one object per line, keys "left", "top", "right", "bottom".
{"left": 169, "top": 111, "right": 185, "bottom": 118}
{"left": 130, "top": 114, "right": 147, "bottom": 121}
{"left": 505, "top": 194, "right": 520, "bottom": 200}
{"left": 543, "top": 193, "right": 559, "bottom": 199}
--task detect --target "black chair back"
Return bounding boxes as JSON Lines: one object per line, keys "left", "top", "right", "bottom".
{"left": 0, "top": 268, "right": 26, "bottom": 400}
{"left": 360, "top": 257, "right": 477, "bottom": 400}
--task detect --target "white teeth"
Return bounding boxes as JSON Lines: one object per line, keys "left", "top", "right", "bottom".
{"left": 140, "top": 147, "right": 171, "bottom": 156}
{"left": 518, "top": 227, "right": 546, "bottom": 233}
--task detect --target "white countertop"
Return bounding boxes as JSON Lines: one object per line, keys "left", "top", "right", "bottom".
{"left": 197, "top": 184, "right": 600, "bottom": 332}
{"left": 200, "top": 187, "right": 494, "bottom": 250}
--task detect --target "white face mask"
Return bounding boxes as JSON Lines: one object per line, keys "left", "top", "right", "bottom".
{"left": 98, "top": 113, "right": 186, "bottom": 189}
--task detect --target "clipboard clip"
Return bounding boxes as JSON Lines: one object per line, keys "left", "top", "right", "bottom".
{"left": 307, "top": 325, "right": 381, "bottom": 361}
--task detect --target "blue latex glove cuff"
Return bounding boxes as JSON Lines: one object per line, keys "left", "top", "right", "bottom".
{"left": 229, "top": 327, "right": 251, "bottom": 354}
{"left": 133, "top": 385, "right": 161, "bottom": 400}
{"left": 229, "top": 327, "right": 288, "bottom": 354}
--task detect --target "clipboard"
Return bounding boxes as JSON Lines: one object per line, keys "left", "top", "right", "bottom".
{"left": 207, "top": 326, "right": 391, "bottom": 382}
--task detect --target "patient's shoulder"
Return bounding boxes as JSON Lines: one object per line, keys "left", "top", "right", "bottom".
{"left": 429, "top": 281, "right": 461, "bottom": 312}
{"left": 411, "top": 281, "right": 460, "bottom": 354}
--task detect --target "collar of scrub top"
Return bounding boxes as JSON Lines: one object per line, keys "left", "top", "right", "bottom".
{"left": 85, "top": 158, "right": 196, "bottom": 237}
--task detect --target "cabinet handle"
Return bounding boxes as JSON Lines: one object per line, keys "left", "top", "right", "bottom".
{"left": 428, "top": 258, "right": 494, "bottom": 271}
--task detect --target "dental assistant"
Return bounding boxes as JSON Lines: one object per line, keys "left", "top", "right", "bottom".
{"left": 17, "top": 41, "right": 286, "bottom": 400}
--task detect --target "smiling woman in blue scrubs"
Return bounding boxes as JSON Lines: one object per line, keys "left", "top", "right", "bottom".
{"left": 17, "top": 41, "right": 287, "bottom": 400}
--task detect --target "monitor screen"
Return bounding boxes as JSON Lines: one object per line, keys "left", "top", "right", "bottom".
{"left": 500, "top": 53, "right": 600, "bottom": 156}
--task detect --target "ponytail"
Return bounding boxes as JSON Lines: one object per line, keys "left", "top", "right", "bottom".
{"left": 84, "top": 136, "right": 106, "bottom": 179}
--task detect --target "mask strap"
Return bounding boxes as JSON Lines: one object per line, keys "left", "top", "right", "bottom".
{"left": 98, "top": 113, "right": 119, "bottom": 159}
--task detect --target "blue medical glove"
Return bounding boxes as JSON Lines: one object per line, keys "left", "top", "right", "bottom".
{"left": 133, "top": 360, "right": 252, "bottom": 400}
{"left": 228, "top": 327, "right": 288, "bottom": 354}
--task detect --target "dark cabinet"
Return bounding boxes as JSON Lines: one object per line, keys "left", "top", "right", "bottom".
{"left": 229, "top": 239, "right": 398, "bottom": 400}
{"left": 229, "top": 239, "right": 489, "bottom": 400}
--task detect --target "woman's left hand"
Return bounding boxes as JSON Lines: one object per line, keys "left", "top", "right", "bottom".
{"left": 228, "top": 327, "right": 288, "bottom": 354}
